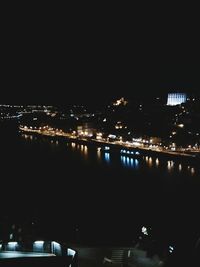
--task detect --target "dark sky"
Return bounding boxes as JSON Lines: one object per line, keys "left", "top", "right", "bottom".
{"left": 1, "top": 9, "right": 200, "bottom": 104}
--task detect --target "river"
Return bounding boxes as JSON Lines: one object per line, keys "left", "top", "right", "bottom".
{"left": 1, "top": 122, "right": 200, "bottom": 248}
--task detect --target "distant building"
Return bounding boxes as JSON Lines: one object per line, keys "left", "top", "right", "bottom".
{"left": 112, "top": 97, "right": 128, "bottom": 106}
{"left": 167, "top": 93, "right": 186, "bottom": 106}
{"left": 77, "top": 123, "right": 96, "bottom": 137}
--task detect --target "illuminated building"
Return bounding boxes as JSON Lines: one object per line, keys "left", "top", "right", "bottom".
{"left": 113, "top": 97, "right": 128, "bottom": 106}
{"left": 77, "top": 123, "right": 96, "bottom": 137}
{"left": 167, "top": 93, "right": 186, "bottom": 106}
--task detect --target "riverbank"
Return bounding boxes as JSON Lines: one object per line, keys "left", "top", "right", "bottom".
{"left": 19, "top": 126, "right": 199, "bottom": 162}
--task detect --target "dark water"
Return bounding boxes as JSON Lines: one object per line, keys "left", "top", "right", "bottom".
{"left": 1, "top": 123, "right": 200, "bottom": 247}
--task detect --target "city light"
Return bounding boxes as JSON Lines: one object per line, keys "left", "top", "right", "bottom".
{"left": 19, "top": 122, "right": 200, "bottom": 161}
{"left": 96, "top": 132, "right": 103, "bottom": 140}
{"left": 142, "top": 226, "right": 148, "bottom": 236}
{"left": 34, "top": 241, "right": 44, "bottom": 244}
{"left": 113, "top": 97, "right": 128, "bottom": 106}
{"left": 108, "top": 134, "right": 116, "bottom": 139}
{"left": 169, "top": 246, "right": 174, "bottom": 254}
{"left": 167, "top": 93, "right": 186, "bottom": 106}
{"left": 178, "top": 124, "right": 184, "bottom": 128}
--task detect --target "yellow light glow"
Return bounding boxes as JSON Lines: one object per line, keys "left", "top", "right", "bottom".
{"left": 148, "top": 157, "right": 153, "bottom": 167}
{"left": 178, "top": 124, "right": 184, "bottom": 128}
{"left": 155, "top": 158, "right": 159, "bottom": 166}
{"left": 191, "top": 168, "right": 195, "bottom": 175}
{"left": 72, "top": 142, "right": 76, "bottom": 149}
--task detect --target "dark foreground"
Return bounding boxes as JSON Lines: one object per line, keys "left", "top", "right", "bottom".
{"left": 0, "top": 256, "right": 72, "bottom": 267}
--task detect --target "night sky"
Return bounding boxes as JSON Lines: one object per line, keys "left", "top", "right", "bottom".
{"left": 1, "top": 10, "right": 199, "bottom": 104}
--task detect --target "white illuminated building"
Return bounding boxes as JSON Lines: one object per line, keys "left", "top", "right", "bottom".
{"left": 167, "top": 93, "right": 186, "bottom": 106}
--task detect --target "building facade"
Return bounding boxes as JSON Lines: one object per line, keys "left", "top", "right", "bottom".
{"left": 167, "top": 93, "right": 186, "bottom": 106}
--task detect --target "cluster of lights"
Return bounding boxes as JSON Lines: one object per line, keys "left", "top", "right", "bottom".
{"left": 78, "top": 130, "right": 93, "bottom": 137}
{"left": 19, "top": 119, "right": 200, "bottom": 158}
{"left": 132, "top": 138, "right": 159, "bottom": 145}
{"left": 120, "top": 149, "right": 140, "bottom": 155}
{"left": 0, "top": 105, "right": 24, "bottom": 107}
{"left": 115, "top": 125, "right": 123, "bottom": 129}
{"left": 121, "top": 156, "right": 139, "bottom": 169}
{"left": 20, "top": 125, "right": 64, "bottom": 134}
{"left": 113, "top": 97, "right": 128, "bottom": 106}
{"left": 96, "top": 132, "right": 103, "bottom": 140}
{"left": 0, "top": 113, "right": 22, "bottom": 119}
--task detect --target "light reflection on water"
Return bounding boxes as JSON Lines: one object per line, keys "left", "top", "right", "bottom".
{"left": 143, "top": 155, "right": 196, "bottom": 174}
{"left": 178, "top": 164, "right": 182, "bottom": 172}
{"left": 18, "top": 134, "right": 199, "bottom": 241}
{"left": 120, "top": 156, "right": 139, "bottom": 169}
{"left": 97, "top": 148, "right": 101, "bottom": 162}
{"left": 20, "top": 134, "right": 197, "bottom": 175}
{"left": 191, "top": 167, "right": 195, "bottom": 175}
{"left": 21, "top": 134, "right": 36, "bottom": 141}
{"left": 155, "top": 158, "right": 159, "bottom": 167}
{"left": 148, "top": 157, "right": 153, "bottom": 168}
{"left": 167, "top": 160, "right": 174, "bottom": 172}
{"left": 104, "top": 152, "right": 110, "bottom": 163}
{"left": 80, "top": 144, "right": 88, "bottom": 157}
{"left": 83, "top": 145, "right": 88, "bottom": 157}
{"left": 71, "top": 142, "right": 76, "bottom": 150}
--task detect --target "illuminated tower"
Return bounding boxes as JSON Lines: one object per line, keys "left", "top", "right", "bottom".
{"left": 167, "top": 93, "right": 186, "bottom": 106}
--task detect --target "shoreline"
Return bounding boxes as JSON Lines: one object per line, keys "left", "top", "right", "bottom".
{"left": 19, "top": 126, "right": 199, "bottom": 163}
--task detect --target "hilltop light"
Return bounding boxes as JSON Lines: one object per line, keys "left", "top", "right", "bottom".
{"left": 178, "top": 124, "right": 184, "bottom": 128}
{"left": 113, "top": 97, "right": 128, "bottom": 106}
